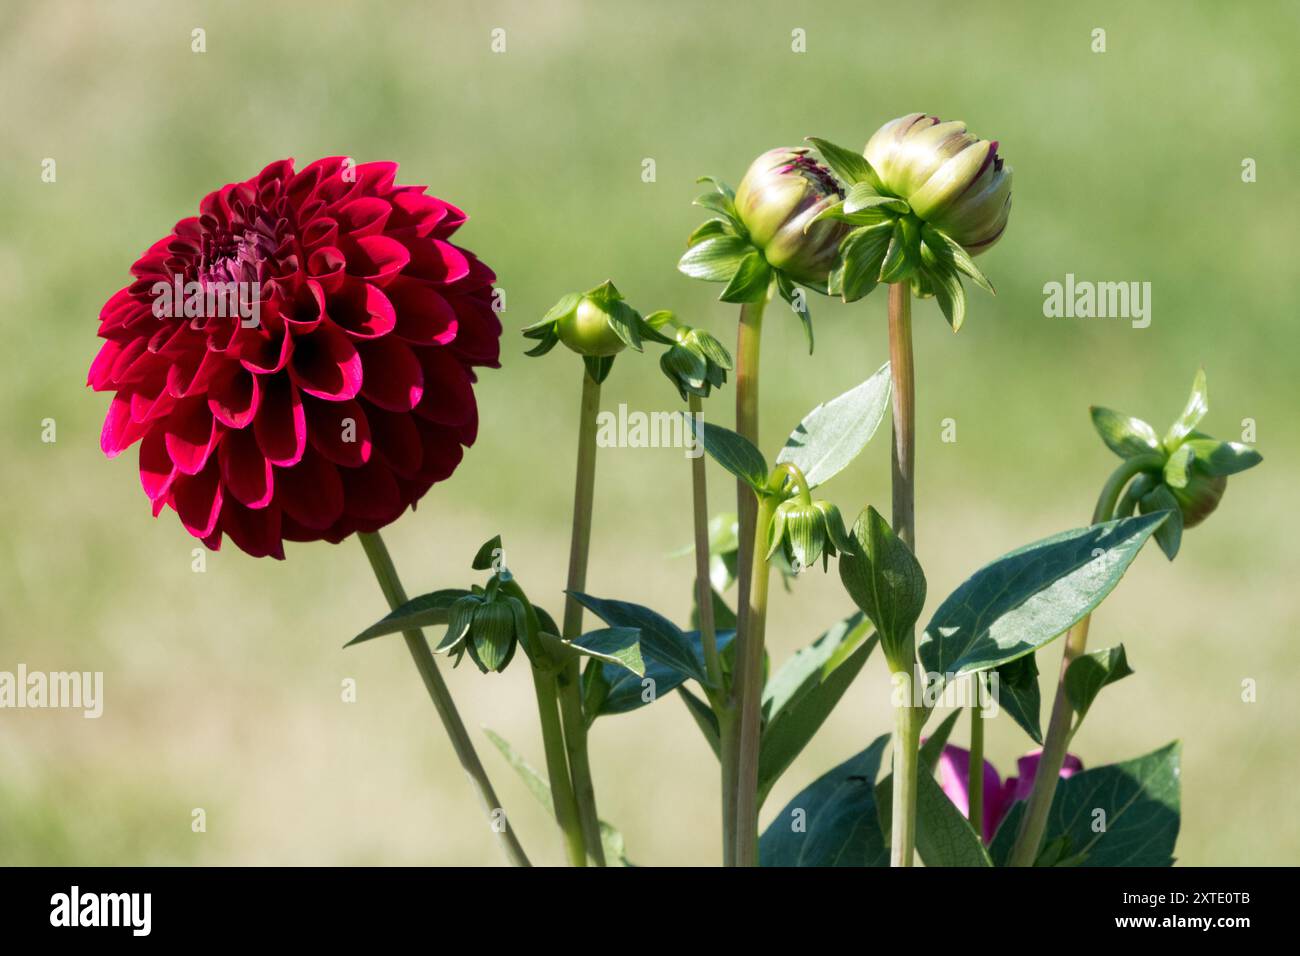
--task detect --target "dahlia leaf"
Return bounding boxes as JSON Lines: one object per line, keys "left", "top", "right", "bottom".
{"left": 1089, "top": 407, "right": 1162, "bottom": 459}
{"left": 917, "top": 513, "right": 1167, "bottom": 681}
{"left": 805, "top": 137, "right": 875, "bottom": 188}
{"left": 719, "top": 251, "right": 772, "bottom": 304}
{"left": 685, "top": 415, "right": 769, "bottom": 493}
{"left": 345, "top": 588, "right": 471, "bottom": 646}
{"left": 1065, "top": 644, "right": 1134, "bottom": 726}
{"left": 776, "top": 362, "right": 892, "bottom": 490}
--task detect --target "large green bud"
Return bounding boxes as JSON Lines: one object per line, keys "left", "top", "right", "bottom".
{"left": 523, "top": 280, "right": 672, "bottom": 381}
{"left": 1091, "top": 369, "right": 1262, "bottom": 560}
{"left": 863, "top": 113, "right": 1012, "bottom": 255}
{"left": 733, "top": 147, "right": 848, "bottom": 286}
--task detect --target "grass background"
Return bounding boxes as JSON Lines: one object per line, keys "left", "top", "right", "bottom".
{"left": 1, "top": 0, "right": 1296, "bottom": 865}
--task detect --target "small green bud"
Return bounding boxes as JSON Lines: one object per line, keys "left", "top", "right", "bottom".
{"left": 657, "top": 315, "right": 734, "bottom": 400}
{"left": 522, "top": 281, "right": 671, "bottom": 361}
{"left": 766, "top": 498, "right": 853, "bottom": 573}
{"left": 863, "top": 114, "right": 1012, "bottom": 255}
{"left": 734, "top": 147, "right": 849, "bottom": 286}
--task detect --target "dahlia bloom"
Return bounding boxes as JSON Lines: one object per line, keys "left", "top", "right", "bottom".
{"left": 89, "top": 157, "right": 500, "bottom": 558}
{"left": 935, "top": 744, "right": 1083, "bottom": 844}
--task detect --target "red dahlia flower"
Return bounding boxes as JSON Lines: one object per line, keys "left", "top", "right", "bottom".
{"left": 89, "top": 157, "right": 500, "bottom": 558}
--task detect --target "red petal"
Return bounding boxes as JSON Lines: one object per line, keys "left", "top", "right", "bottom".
{"left": 448, "top": 295, "right": 502, "bottom": 366}
{"left": 339, "top": 457, "right": 401, "bottom": 522}
{"left": 387, "top": 279, "right": 458, "bottom": 344}
{"left": 303, "top": 396, "right": 372, "bottom": 467}
{"left": 253, "top": 375, "right": 306, "bottom": 467}
{"left": 208, "top": 364, "right": 263, "bottom": 429}
{"left": 358, "top": 337, "right": 422, "bottom": 411}
{"left": 336, "top": 196, "right": 392, "bottom": 237}
{"left": 163, "top": 398, "right": 220, "bottom": 475}
{"left": 172, "top": 460, "right": 223, "bottom": 538}
{"left": 347, "top": 235, "right": 410, "bottom": 286}
{"left": 413, "top": 347, "right": 475, "bottom": 426}
{"left": 366, "top": 404, "right": 423, "bottom": 479}
{"left": 219, "top": 426, "right": 275, "bottom": 509}
{"left": 329, "top": 281, "right": 397, "bottom": 340}
{"left": 405, "top": 238, "right": 469, "bottom": 284}
{"left": 220, "top": 498, "right": 285, "bottom": 559}
{"left": 289, "top": 322, "right": 363, "bottom": 400}
{"left": 138, "top": 429, "right": 177, "bottom": 502}
{"left": 276, "top": 446, "right": 345, "bottom": 530}
{"left": 413, "top": 418, "right": 465, "bottom": 484}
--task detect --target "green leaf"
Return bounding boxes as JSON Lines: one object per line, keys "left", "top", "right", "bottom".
{"left": 878, "top": 218, "right": 918, "bottom": 285}
{"left": 760, "top": 736, "right": 891, "bottom": 867}
{"left": 686, "top": 218, "right": 736, "bottom": 245}
{"left": 835, "top": 222, "right": 892, "bottom": 302}
{"left": 775, "top": 271, "right": 814, "bottom": 354}
{"left": 994, "top": 653, "right": 1043, "bottom": 744}
{"left": 923, "top": 225, "right": 995, "bottom": 295}
{"left": 719, "top": 251, "right": 772, "bottom": 303}
{"left": 918, "top": 513, "right": 1166, "bottom": 680}
{"left": 694, "top": 190, "right": 736, "bottom": 219}
{"left": 484, "top": 729, "right": 633, "bottom": 866}
{"left": 598, "top": 629, "right": 736, "bottom": 716}
{"left": 1139, "top": 486, "right": 1182, "bottom": 560}
{"left": 805, "top": 137, "right": 875, "bottom": 187}
{"left": 758, "top": 614, "right": 877, "bottom": 805}
{"left": 1164, "top": 368, "right": 1208, "bottom": 450}
{"left": 1065, "top": 644, "right": 1133, "bottom": 726}
{"left": 345, "top": 588, "right": 471, "bottom": 646}
{"left": 929, "top": 259, "right": 967, "bottom": 331}
{"left": 538, "top": 292, "right": 580, "bottom": 326}
{"left": 686, "top": 416, "right": 769, "bottom": 492}
{"left": 539, "top": 626, "right": 644, "bottom": 676}
{"left": 1181, "top": 437, "right": 1262, "bottom": 476}
{"left": 678, "top": 687, "right": 720, "bottom": 758}
{"left": 604, "top": 299, "right": 644, "bottom": 351}
{"left": 838, "top": 506, "right": 927, "bottom": 671}
{"left": 677, "top": 235, "right": 751, "bottom": 281}
{"left": 583, "top": 354, "right": 615, "bottom": 384}
{"left": 1090, "top": 406, "right": 1162, "bottom": 459}
{"left": 843, "top": 182, "right": 909, "bottom": 215}
{"left": 568, "top": 593, "right": 708, "bottom": 686}
{"left": 990, "top": 743, "right": 1181, "bottom": 867}
{"left": 914, "top": 769, "right": 993, "bottom": 866}
{"left": 1163, "top": 443, "right": 1194, "bottom": 489}
{"left": 776, "top": 363, "right": 892, "bottom": 489}
{"left": 472, "top": 535, "right": 503, "bottom": 571}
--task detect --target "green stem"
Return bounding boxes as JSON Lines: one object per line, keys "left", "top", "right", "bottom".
{"left": 891, "top": 667, "right": 922, "bottom": 867}
{"left": 357, "top": 531, "right": 530, "bottom": 867}
{"left": 1006, "top": 452, "right": 1164, "bottom": 866}
{"left": 887, "top": 283, "right": 916, "bottom": 549}
{"left": 885, "top": 282, "right": 920, "bottom": 866}
{"left": 726, "top": 294, "right": 767, "bottom": 865}
{"left": 688, "top": 393, "right": 723, "bottom": 692}
{"left": 733, "top": 493, "right": 776, "bottom": 867}
{"left": 968, "top": 702, "right": 985, "bottom": 835}
{"left": 531, "top": 665, "right": 588, "bottom": 866}
{"left": 559, "top": 367, "right": 605, "bottom": 865}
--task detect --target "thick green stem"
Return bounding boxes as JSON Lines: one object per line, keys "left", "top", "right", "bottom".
{"left": 891, "top": 667, "right": 922, "bottom": 867}
{"left": 559, "top": 367, "right": 605, "bottom": 865}
{"left": 885, "top": 282, "right": 920, "bottom": 866}
{"left": 726, "top": 295, "right": 767, "bottom": 864}
{"left": 887, "top": 283, "right": 916, "bottom": 549}
{"left": 1006, "top": 452, "right": 1164, "bottom": 866}
{"left": 968, "top": 703, "right": 985, "bottom": 835}
{"left": 357, "top": 531, "right": 530, "bottom": 867}
{"left": 530, "top": 665, "right": 588, "bottom": 866}
{"left": 688, "top": 393, "right": 723, "bottom": 692}
{"left": 733, "top": 493, "right": 776, "bottom": 867}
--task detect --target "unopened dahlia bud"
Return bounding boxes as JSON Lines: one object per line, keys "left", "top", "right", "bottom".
{"left": 864, "top": 114, "right": 1012, "bottom": 254}
{"left": 656, "top": 313, "right": 733, "bottom": 400}
{"left": 523, "top": 280, "right": 671, "bottom": 362}
{"left": 1091, "top": 368, "right": 1262, "bottom": 561}
{"left": 733, "top": 148, "right": 849, "bottom": 286}
{"left": 765, "top": 498, "right": 853, "bottom": 573}
{"left": 440, "top": 590, "right": 525, "bottom": 674}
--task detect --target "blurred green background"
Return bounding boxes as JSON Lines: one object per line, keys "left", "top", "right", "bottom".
{"left": 1, "top": 0, "right": 1296, "bottom": 866}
